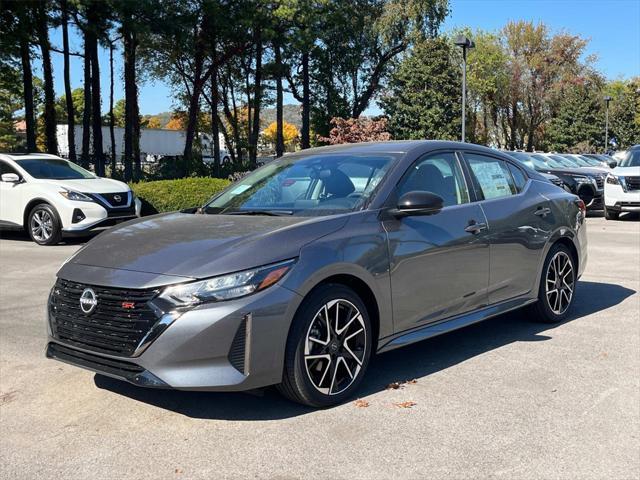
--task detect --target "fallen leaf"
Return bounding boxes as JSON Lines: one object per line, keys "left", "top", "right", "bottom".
{"left": 386, "top": 382, "right": 402, "bottom": 390}
{"left": 393, "top": 401, "right": 417, "bottom": 409}
{"left": 406, "top": 379, "right": 418, "bottom": 384}
{"left": 354, "top": 399, "right": 370, "bottom": 408}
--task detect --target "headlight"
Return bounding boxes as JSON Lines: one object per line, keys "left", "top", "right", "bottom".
{"left": 571, "top": 175, "right": 591, "bottom": 185}
{"left": 158, "top": 259, "right": 295, "bottom": 307}
{"left": 606, "top": 174, "right": 626, "bottom": 189}
{"left": 59, "top": 189, "right": 94, "bottom": 202}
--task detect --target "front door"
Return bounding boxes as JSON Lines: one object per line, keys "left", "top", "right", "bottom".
{"left": 382, "top": 151, "right": 490, "bottom": 334}
{"left": 0, "top": 161, "right": 25, "bottom": 226}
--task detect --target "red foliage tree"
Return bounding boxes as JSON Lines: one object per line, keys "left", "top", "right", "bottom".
{"left": 320, "top": 117, "right": 392, "bottom": 145}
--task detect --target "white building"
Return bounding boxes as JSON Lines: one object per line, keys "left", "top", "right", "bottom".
{"left": 56, "top": 125, "right": 229, "bottom": 164}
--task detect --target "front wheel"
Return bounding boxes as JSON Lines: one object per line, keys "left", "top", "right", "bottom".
{"left": 604, "top": 206, "right": 619, "bottom": 220}
{"left": 277, "top": 284, "right": 372, "bottom": 407}
{"left": 528, "top": 244, "right": 576, "bottom": 323}
{"left": 27, "top": 203, "right": 62, "bottom": 246}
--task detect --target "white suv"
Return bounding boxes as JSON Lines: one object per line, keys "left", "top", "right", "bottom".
{"left": 604, "top": 146, "right": 640, "bottom": 220}
{"left": 0, "top": 153, "right": 141, "bottom": 245}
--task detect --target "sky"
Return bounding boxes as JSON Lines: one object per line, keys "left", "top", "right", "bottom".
{"left": 38, "top": 0, "right": 640, "bottom": 117}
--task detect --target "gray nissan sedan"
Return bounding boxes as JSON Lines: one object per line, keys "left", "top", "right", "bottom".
{"left": 46, "top": 141, "right": 587, "bottom": 407}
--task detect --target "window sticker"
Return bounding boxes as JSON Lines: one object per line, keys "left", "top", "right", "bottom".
{"left": 471, "top": 162, "right": 511, "bottom": 199}
{"left": 229, "top": 184, "right": 252, "bottom": 196}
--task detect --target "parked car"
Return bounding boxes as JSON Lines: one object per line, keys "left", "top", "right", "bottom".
{"left": 582, "top": 153, "right": 617, "bottom": 169}
{"left": 46, "top": 141, "right": 587, "bottom": 407}
{"left": 557, "top": 154, "right": 610, "bottom": 172}
{"left": 508, "top": 151, "right": 603, "bottom": 210}
{"left": 0, "top": 153, "right": 141, "bottom": 245}
{"left": 604, "top": 145, "right": 640, "bottom": 220}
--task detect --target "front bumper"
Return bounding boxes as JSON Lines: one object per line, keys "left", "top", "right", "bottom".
{"left": 47, "top": 284, "right": 302, "bottom": 391}
{"left": 61, "top": 197, "right": 142, "bottom": 233}
{"left": 604, "top": 184, "right": 640, "bottom": 210}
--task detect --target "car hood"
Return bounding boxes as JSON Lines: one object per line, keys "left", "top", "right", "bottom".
{"left": 43, "top": 177, "right": 129, "bottom": 193}
{"left": 612, "top": 166, "right": 640, "bottom": 176}
{"left": 540, "top": 167, "right": 604, "bottom": 177}
{"left": 65, "top": 212, "right": 348, "bottom": 280}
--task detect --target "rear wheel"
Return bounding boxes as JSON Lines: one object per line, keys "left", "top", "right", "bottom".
{"left": 278, "top": 284, "right": 372, "bottom": 407}
{"left": 27, "top": 203, "right": 62, "bottom": 246}
{"left": 604, "top": 206, "right": 619, "bottom": 220}
{"left": 528, "top": 244, "right": 576, "bottom": 323}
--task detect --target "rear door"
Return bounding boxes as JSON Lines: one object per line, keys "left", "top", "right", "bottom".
{"left": 460, "top": 151, "right": 552, "bottom": 304}
{"left": 382, "top": 151, "right": 490, "bottom": 333}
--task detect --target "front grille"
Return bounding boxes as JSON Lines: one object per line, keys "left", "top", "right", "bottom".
{"left": 106, "top": 206, "right": 136, "bottom": 218}
{"left": 594, "top": 175, "right": 604, "bottom": 189}
{"left": 101, "top": 192, "right": 129, "bottom": 207}
{"left": 86, "top": 192, "right": 131, "bottom": 211}
{"left": 49, "top": 279, "right": 159, "bottom": 357}
{"left": 47, "top": 342, "right": 144, "bottom": 379}
{"left": 625, "top": 176, "right": 640, "bottom": 191}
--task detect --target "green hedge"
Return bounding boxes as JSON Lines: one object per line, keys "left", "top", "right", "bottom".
{"left": 131, "top": 177, "right": 231, "bottom": 215}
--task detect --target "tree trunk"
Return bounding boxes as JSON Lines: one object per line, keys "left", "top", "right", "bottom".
{"left": 109, "top": 42, "right": 116, "bottom": 175}
{"left": 301, "top": 51, "right": 310, "bottom": 149}
{"left": 274, "top": 40, "right": 284, "bottom": 158}
{"left": 19, "top": 37, "right": 36, "bottom": 152}
{"left": 81, "top": 38, "right": 92, "bottom": 168}
{"left": 36, "top": 3, "right": 58, "bottom": 155}
{"left": 249, "top": 30, "right": 263, "bottom": 166}
{"left": 123, "top": 26, "right": 133, "bottom": 181}
{"left": 211, "top": 58, "right": 221, "bottom": 177}
{"left": 89, "top": 32, "right": 104, "bottom": 176}
{"left": 61, "top": 0, "right": 76, "bottom": 161}
{"left": 131, "top": 31, "right": 141, "bottom": 180}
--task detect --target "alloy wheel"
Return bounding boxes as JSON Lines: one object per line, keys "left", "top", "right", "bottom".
{"left": 30, "top": 210, "right": 53, "bottom": 242}
{"left": 545, "top": 251, "right": 574, "bottom": 315}
{"left": 304, "top": 299, "right": 367, "bottom": 396}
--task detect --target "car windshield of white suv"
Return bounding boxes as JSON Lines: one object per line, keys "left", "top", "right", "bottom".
{"left": 15, "top": 158, "right": 95, "bottom": 180}
{"left": 619, "top": 149, "right": 640, "bottom": 167}
{"left": 204, "top": 153, "right": 396, "bottom": 216}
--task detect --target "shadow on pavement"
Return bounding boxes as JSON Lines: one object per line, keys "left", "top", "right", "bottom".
{"left": 0, "top": 229, "right": 97, "bottom": 245}
{"left": 94, "top": 280, "right": 635, "bottom": 420}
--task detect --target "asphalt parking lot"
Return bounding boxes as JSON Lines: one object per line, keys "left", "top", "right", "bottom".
{"left": 1, "top": 215, "right": 639, "bottom": 480}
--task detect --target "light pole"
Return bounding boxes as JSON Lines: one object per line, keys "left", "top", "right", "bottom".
{"left": 604, "top": 95, "right": 612, "bottom": 153}
{"left": 455, "top": 35, "right": 475, "bottom": 143}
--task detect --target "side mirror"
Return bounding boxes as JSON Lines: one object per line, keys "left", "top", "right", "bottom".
{"left": 1, "top": 173, "right": 21, "bottom": 183}
{"left": 608, "top": 160, "right": 617, "bottom": 169}
{"left": 392, "top": 190, "right": 444, "bottom": 217}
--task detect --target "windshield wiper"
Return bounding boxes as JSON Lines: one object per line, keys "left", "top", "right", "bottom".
{"left": 224, "top": 210, "right": 293, "bottom": 216}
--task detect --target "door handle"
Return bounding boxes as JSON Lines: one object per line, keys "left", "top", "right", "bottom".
{"left": 534, "top": 207, "right": 551, "bottom": 217}
{"left": 465, "top": 221, "right": 487, "bottom": 234}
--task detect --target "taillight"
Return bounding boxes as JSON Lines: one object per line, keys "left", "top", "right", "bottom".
{"left": 576, "top": 199, "right": 586, "bottom": 215}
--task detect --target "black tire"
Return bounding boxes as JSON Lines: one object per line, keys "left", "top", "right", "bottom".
{"left": 604, "top": 206, "right": 619, "bottom": 220}
{"left": 277, "top": 284, "right": 373, "bottom": 407}
{"left": 27, "top": 203, "right": 62, "bottom": 246}
{"left": 528, "top": 244, "right": 576, "bottom": 323}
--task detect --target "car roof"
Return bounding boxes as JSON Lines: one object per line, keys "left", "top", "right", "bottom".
{"left": 284, "top": 140, "right": 505, "bottom": 158}
{"left": 0, "top": 153, "right": 63, "bottom": 162}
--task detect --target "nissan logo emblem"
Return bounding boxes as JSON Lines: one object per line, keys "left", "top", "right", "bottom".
{"left": 113, "top": 194, "right": 122, "bottom": 203}
{"left": 79, "top": 288, "right": 98, "bottom": 314}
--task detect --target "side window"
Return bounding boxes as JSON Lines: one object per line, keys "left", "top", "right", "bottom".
{"left": 507, "top": 163, "right": 527, "bottom": 192}
{"left": 398, "top": 152, "right": 469, "bottom": 207}
{"left": 465, "top": 153, "right": 517, "bottom": 200}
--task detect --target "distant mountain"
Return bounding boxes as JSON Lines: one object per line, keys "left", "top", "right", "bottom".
{"left": 146, "top": 104, "right": 302, "bottom": 130}
{"left": 260, "top": 104, "right": 302, "bottom": 130}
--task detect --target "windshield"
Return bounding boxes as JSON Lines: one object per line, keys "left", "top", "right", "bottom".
{"left": 509, "top": 152, "right": 552, "bottom": 170}
{"left": 545, "top": 154, "right": 573, "bottom": 168}
{"left": 619, "top": 149, "right": 640, "bottom": 168}
{"left": 16, "top": 158, "right": 95, "bottom": 180}
{"left": 204, "top": 153, "right": 396, "bottom": 216}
